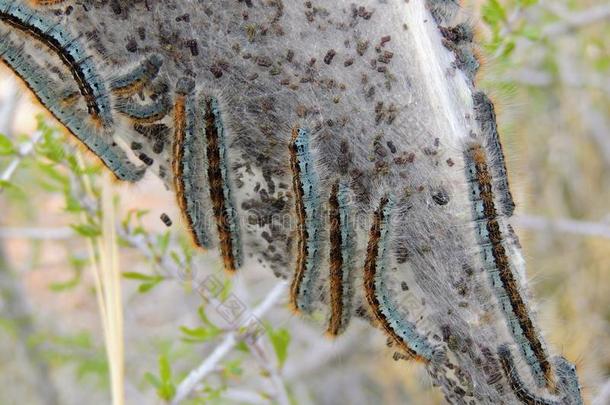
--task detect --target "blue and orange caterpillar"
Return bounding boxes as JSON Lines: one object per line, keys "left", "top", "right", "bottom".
{"left": 0, "top": 31, "right": 145, "bottom": 181}
{"left": 289, "top": 127, "right": 322, "bottom": 314}
{"left": 498, "top": 344, "right": 583, "bottom": 405}
{"left": 110, "top": 54, "right": 164, "bottom": 97}
{"left": 326, "top": 180, "right": 355, "bottom": 337}
{"left": 465, "top": 142, "right": 550, "bottom": 387}
{"left": 0, "top": 0, "right": 113, "bottom": 126}
{"left": 363, "top": 196, "right": 443, "bottom": 364}
{"left": 171, "top": 78, "right": 211, "bottom": 250}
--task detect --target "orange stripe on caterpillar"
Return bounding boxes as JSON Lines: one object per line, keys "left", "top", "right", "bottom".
{"left": 466, "top": 143, "right": 551, "bottom": 387}
{"left": 288, "top": 127, "right": 321, "bottom": 314}
{"left": 326, "top": 181, "right": 355, "bottom": 336}
{"left": 497, "top": 345, "right": 559, "bottom": 405}
{"left": 0, "top": 1, "right": 113, "bottom": 126}
{"left": 172, "top": 78, "right": 211, "bottom": 249}
{"left": 363, "top": 197, "right": 441, "bottom": 363}
{"left": 204, "top": 96, "right": 241, "bottom": 273}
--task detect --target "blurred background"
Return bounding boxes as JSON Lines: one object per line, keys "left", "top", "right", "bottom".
{"left": 0, "top": 0, "right": 608, "bottom": 404}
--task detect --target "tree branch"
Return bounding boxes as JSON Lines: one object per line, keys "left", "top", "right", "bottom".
{"left": 514, "top": 215, "right": 610, "bottom": 239}
{"left": 543, "top": 4, "right": 610, "bottom": 37}
{"left": 171, "top": 281, "right": 288, "bottom": 404}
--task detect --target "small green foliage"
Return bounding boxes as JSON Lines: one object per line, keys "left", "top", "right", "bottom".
{"left": 266, "top": 327, "right": 291, "bottom": 369}
{"left": 145, "top": 354, "right": 176, "bottom": 401}
{"left": 71, "top": 223, "right": 101, "bottom": 238}
{"left": 180, "top": 306, "right": 223, "bottom": 343}
{"left": 222, "top": 359, "right": 243, "bottom": 378}
{"left": 122, "top": 271, "right": 166, "bottom": 293}
{"left": 482, "top": 0, "right": 507, "bottom": 29}
{"left": 49, "top": 255, "right": 85, "bottom": 292}
{"left": 0, "top": 133, "right": 15, "bottom": 155}
{"left": 36, "top": 126, "right": 66, "bottom": 163}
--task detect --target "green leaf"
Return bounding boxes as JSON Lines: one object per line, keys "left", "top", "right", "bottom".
{"left": 49, "top": 268, "right": 82, "bottom": 292}
{"left": 36, "top": 162, "right": 69, "bottom": 187}
{"left": 122, "top": 271, "right": 162, "bottom": 281}
{"left": 144, "top": 372, "right": 162, "bottom": 389}
{"left": 0, "top": 133, "right": 15, "bottom": 155}
{"left": 502, "top": 39, "right": 516, "bottom": 57}
{"left": 123, "top": 272, "right": 165, "bottom": 293}
{"left": 482, "top": 0, "right": 507, "bottom": 29}
{"left": 0, "top": 179, "right": 24, "bottom": 197}
{"left": 179, "top": 326, "right": 222, "bottom": 343}
{"left": 64, "top": 192, "right": 84, "bottom": 213}
{"left": 223, "top": 359, "right": 243, "bottom": 377}
{"left": 235, "top": 341, "right": 250, "bottom": 353}
{"left": 518, "top": 0, "right": 538, "bottom": 7}
{"left": 157, "top": 231, "right": 171, "bottom": 255}
{"left": 157, "top": 355, "right": 176, "bottom": 400}
{"left": 37, "top": 131, "right": 65, "bottom": 162}
{"left": 197, "top": 306, "right": 218, "bottom": 328}
{"left": 267, "top": 328, "right": 291, "bottom": 369}
{"left": 138, "top": 281, "right": 161, "bottom": 293}
{"left": 71, "top": 223, "right": 101, "bottom": 238}
{"left": 519, "top": 26, "right": 541, "bottom": 41}
{"left": 75, "top": 356, "right": 108, "bottom": 380}
{"left": 159, "top": 354, "right": 171, "bottom": 382}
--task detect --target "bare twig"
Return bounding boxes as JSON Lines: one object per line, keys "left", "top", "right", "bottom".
{"left": 0, "top": 227, "right": 74, "bottom": 240}
{"left": 171, "top": 281, "right": 289, "bottom": 405}
{"left": 247, "top": 338, "right": 290, "bottom": 405}
{"left": 514, "top": 215, "right": 610, "bottom": 239}
{"left": 543, "top": 4, "right": 610, "bottom": 37}
{"left": 222, "top": 389, "right": 269, "bottom": 405}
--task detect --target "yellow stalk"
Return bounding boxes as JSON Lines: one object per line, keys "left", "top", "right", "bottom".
{"left": 77, "top": 154, "right": 124, "bottom": 405}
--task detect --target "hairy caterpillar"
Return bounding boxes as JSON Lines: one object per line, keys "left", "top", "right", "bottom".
{"left": 554, "top": 356, "right": 584, "bottom": 405}
{"left": 498, "top": 344, "right": 559, "bottom": 405}
{"left": 326, "top": 180, "right": 355, "bottom": 337}
{"left": 110, "top": 54, "right": 163, "bottom": 97}
{"left": 172, "top": 78, "right": 212, "bottom": 249}
{"left": 289, "top": 127, "right": 322, "bottom": 314}
{"left": 0, "top": 0, "right": 112, "bottom": 126}
{"left": 363, "top": 197, "right": 440, "bottom": 363}
{"left": 114, "top": 94, "right": 171, "bottom": 123}
{"left": 0, "top": 31, "right": 144, "bottom": 181}
{"left": 473, "top": 92, "right": 515, "bottom": 217}
{"left": 0, "top": 0, "right": 586, "bottom": 402}
{"left": 204, "top": 96, "right": 242, "bottom": 273}
{"left": 465, "top": 143, "right": 551, "bottom": 387}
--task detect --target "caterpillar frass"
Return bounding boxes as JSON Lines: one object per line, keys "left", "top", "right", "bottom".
{"left": 133, "top": 123, "right": 170, "bottom": 155}
{"left": 0, "top": 0, "right": 113, "bottom": 126}
{"left": 465, "top": 143, "right": 551, "bottom": 388}
{"left": 0, "top": 31, "right": 145, "bottom": 181}
{"left": 289, "top": 127, "right": 322, "bottom": 314}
